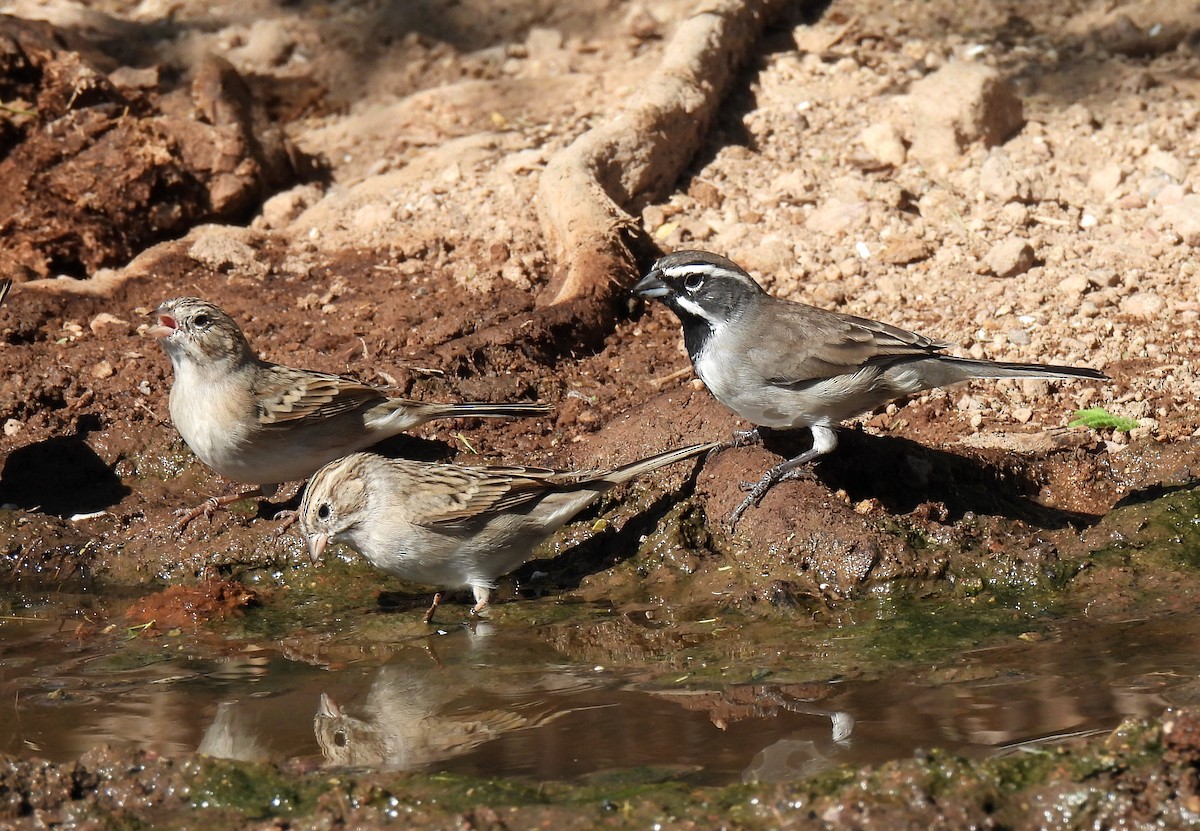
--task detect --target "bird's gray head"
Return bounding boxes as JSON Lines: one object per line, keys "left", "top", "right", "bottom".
{"left": 632, "top": 251, "right": 768, "bottom": 361}
{"left": 299, "top": 454, "right": 373, "bottom": 565}
{"left": 632, "top": 250, "right": 767, "bottom": 329}
{"left": 148, "top": 297, "right": 255, "bottom": 370}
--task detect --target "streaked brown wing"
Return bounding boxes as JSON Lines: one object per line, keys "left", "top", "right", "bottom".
{"left": 394, "top": 464, "right": 547, "bottom": 525}
{"left": 753, "top": 303, "right": 951, "bottom": 386}
{"left": 255, "top": 366, "right": 387, "bottom": 427}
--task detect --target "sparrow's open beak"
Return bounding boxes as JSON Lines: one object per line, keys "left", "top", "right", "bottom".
{"left": 146, "top": 307, "right": 177, "bottom": 339}
{"left": 632, "top": 271, "right": 670, "bottom": 299}
{"left": 306, "top": 532, "right": 329, "bottom": 565}
{"left": 317, "top": 692, "right": 342, "bottom": 719}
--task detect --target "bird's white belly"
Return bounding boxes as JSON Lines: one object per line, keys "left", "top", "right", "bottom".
{"left": 694, "top": 346, "right": 890, "bottom": 430}
{"left": 693, "top": 349, "right": 813, "bottom": 429}
{"left": 169, "top": 369, "right": 260, "bottom": 482}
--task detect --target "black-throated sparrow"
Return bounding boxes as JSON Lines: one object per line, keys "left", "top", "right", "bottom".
{"left": 633, "top": 250, "right": 1110, "bottom": 524}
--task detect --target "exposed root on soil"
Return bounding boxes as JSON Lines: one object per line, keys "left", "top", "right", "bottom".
{"left": 439, "top": 0, "right": 813, "bottom": 369}
{"left": 537, "top": 0, "right": 801, "bottom": 307}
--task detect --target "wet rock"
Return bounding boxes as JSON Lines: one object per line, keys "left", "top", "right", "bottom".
{"left": 983, "top": 238, "right": 1036, "bottom": 278}
{"left": 126, "top": 578, "right": 259, "bottom": 630}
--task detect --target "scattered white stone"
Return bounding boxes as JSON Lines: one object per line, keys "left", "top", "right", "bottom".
{"left": 90, "top": 360, "right": 115, "bottom": 379}
{"left": 1012, "top": 407, "right": 1033, "bottom": 423}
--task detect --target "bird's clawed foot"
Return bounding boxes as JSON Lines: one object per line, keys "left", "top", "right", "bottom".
{"left": 422, "top": 591, "right": 444, "bottom": 625}
{"left": 173, "top": 494, "right": 246, "bottom": 534}
{"left": 727, "top": 468, "right": 781, "bottom": 527}
{"left": 273, "top": 510, "right": 299, "bottom": 536}
{"left": 726, "top": 452, "right": 820, "bottom": 528}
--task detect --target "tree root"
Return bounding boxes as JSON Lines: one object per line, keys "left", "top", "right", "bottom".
{"left": 536, "top": 0, "right": 800, "bottom": 308}
{"left": 439, "top": 0, "right": 816, "bottom": 372}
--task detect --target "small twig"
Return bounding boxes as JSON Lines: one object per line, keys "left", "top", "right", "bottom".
{"left": 134, "top": 398, "right": 165, "bottom": 424}
{"left": 0, "top": 101, "right": 37, "bottom": 117}
{"left": 651, "top": 365, "right": 694, "bottom": 388}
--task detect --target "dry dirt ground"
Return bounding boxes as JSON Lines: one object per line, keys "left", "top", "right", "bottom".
{"left": 3, "top": 0, "right": 1200, "bottom": 825}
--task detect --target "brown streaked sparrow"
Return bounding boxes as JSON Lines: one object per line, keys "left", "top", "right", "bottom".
{"left": 148, "top": 297, "right": 549, "bottom": 528}
{"left": 633, "top": 250, "right": 1109, "bottom": 525}
{"left": 299, "top": 442, "right": 717, "bottom": 622}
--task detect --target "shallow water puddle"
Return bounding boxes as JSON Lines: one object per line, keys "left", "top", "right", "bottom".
{"left": 2, "top": 589, "right": 1198, "bottom": 786}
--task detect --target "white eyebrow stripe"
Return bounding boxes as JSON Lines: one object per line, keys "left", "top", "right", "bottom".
{"left": 662, "top": 262, "right": 726, "bottom": 280}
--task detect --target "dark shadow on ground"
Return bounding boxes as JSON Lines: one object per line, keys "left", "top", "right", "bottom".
{"left": 0, "top": 422, "right": 130, "bottom": 517}
{"left": 757, "top": 427, "right": 1103, "bottom": 529}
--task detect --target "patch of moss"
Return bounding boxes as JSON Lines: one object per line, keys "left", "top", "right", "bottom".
{"left": 190, "top": 758, "right": 314, "bottom": 818}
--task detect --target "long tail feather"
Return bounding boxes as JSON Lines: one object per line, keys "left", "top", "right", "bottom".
{"left": 605, "top": 442, "right": 720, "bottom": 485}
{"left": 939, "top": 357, "right": 1109, "bottom": 381}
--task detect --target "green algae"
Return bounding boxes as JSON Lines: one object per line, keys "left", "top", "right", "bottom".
{"left": 190, "top": 759, "right": 312, "bottom": 818}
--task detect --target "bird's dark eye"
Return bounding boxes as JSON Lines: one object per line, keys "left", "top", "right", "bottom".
{"left": 193, "top": 313, "right": 210, "bottom": 328}
{"left": 317, "top": 503, "right": 331, "bottom": 520}
{"left": 683, "top": 273, "right": 704, "bottom": 292}
{"left": 333, "top": 730, "right": 347, "bottom": 747}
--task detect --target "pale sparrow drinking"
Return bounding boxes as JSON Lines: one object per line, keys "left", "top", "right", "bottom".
{"left": 299, "top": 442, "right": 717, "bottom": 622}
{"left": 148, "top": 297, "right": 550, "bottom": 528}
{"left": 314, "top": 661, "right": 576, "bottom": 770}
{"left": 633, "top": 250, "right": 1110, "bottom": 525}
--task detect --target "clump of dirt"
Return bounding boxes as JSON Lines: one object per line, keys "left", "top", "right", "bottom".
{"left": 125, "top": 577, "right": 258, "bottom": 631}
{"left": 0, "top": 16, "right": 299, "bottom": 281}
